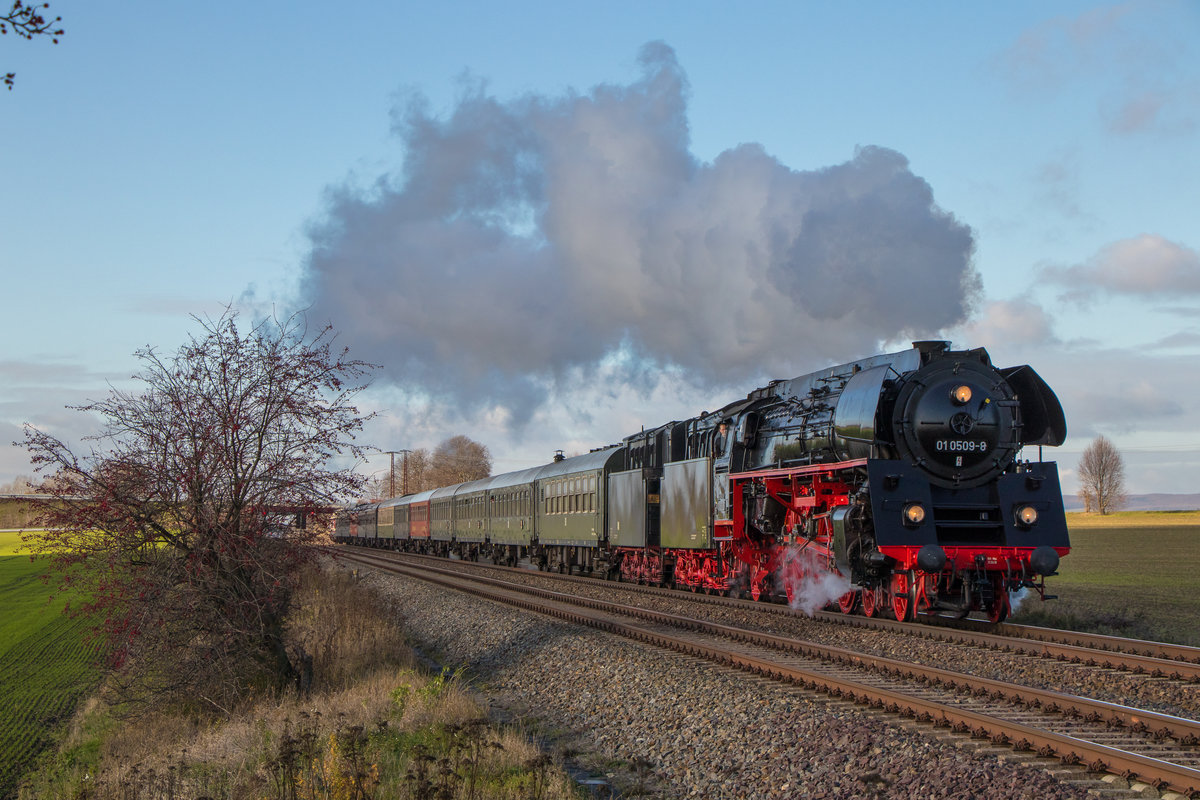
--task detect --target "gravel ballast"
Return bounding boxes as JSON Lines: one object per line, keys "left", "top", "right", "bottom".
{"left": 360, "top": 566, "right": 1101, "bottom": 799}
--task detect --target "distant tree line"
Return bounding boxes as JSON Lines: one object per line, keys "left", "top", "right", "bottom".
{"left": 0, "top": 474, "right": 37, "bottom": 494}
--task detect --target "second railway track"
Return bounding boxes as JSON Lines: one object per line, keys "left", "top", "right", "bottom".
{"left": 345, "top": 546, "right": 1200, "bottom": 688}
{"left": 338, "top": 546, "right": 1200, "bottom": 798}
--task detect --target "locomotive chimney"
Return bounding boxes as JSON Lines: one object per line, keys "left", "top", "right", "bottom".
{"left": 912, "top": 340, "right": 950, "bottom": 364}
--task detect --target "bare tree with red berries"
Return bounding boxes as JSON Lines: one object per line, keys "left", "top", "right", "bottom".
{"left": 21, "top": 309, "right": 376, "bottom": 713}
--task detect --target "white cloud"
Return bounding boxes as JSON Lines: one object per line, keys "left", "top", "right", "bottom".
{"left": 302, "top": 43, "right": 980, "bottom": 426}
{"left": 956, "top": 297, "right": 1058, "bottom": 349}
{"left": 1041, "top": 234, "right": 1200, "bottom": 302}
{"left": 1001, "top": 3, "right": 1198, "bottom": 135}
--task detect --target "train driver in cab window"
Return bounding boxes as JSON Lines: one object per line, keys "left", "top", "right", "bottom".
{"left": 714, "top": 421, "right": 731, "bottom": 458}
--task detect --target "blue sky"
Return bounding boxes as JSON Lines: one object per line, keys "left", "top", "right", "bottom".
{"left": 3, "top": 1, "right": 1199, "bottom": 495}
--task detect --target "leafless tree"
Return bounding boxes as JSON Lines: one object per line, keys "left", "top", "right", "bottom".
{"left": 3, "top": 1, "right": 63, "bottom": 90}
{"left": 0, "top": 474, "right": 36, "bottom": 494}
{"left": 429, "top": 435, "right": 492, "bottom": 487}
{"left": 1077, "top": 435, "right": 1127, "bottom": 515}
{"left": 21, "top": 309, "right": 376, "bottom": 713}
{"left": 366, "top": 439, "right": 490, "bottom": 497}
{"left": 403, "top": 450, "right": 432, "bottom": 494}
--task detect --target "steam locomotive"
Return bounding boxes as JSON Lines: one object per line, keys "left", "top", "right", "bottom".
{"left": 336, "top": 341, "right": 1068, "bottom": 623}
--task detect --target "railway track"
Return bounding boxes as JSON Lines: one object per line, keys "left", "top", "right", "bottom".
{"left": 336, "top": 546, "right": 1200, "bottom": 797}
{"left": 340, "top": 545, "right": 1200, "bottom": 682}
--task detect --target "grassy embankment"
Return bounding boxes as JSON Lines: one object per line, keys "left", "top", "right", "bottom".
{"left": 0, "top": 530, "right": 103, "bottom": 800}
{"left": 1009, "top": 510, "right": 1200, "bottom": 645}
{"left": 17, "top": 550, "right": 586, "bottom": 800}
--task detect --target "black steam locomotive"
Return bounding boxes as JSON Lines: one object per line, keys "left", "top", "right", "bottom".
{"left": 337, "top": 341, "right": 1068, "bottom": 623}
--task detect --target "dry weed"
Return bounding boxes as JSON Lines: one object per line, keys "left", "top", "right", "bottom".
{"left": 20, "top": 562, "right": 582, "bottom": 800}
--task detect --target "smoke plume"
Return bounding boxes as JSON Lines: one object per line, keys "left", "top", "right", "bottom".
{"left": 302, "top": 42, "right": 978, "bottom": 421}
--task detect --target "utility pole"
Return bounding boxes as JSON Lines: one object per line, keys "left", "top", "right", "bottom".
{"left": 384, "top": 450, "right": 411, "bottom": 497}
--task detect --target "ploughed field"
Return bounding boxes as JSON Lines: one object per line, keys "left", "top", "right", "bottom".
{"left": 1009, "top": 510, "right": 1200, "bottom": 646}
{"left": 0, "top": 530, "right": 102, "bottom": 800}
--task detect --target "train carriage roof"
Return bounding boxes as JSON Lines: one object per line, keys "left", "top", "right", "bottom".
{"left": 390, "top": 488, "right": 436, "bottom": 507}
{"left": 377, "top": 494, "right": 409, "bottom": 510}
{"left": 485, "top": 464, "right": 545, "bottom": 493}
{"left": 430, "top": 483, "right": 461, "bottom": 500}
{"left": 534, "top": 446, "right": 625, "bottom": 480}
{"left": 455, "top": 476, "right": 492, "bottom": 496}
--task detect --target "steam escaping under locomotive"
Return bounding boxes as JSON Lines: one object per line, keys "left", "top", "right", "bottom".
{"left": 337, "top": 341, "right": 1068, "bottom": 623}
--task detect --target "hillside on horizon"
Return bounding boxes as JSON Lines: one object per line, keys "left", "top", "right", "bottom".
{"left": 1062, "top": 493, "right": 1200, "bottom": 512}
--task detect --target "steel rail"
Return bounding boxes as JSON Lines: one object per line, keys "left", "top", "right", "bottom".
{"left": 818, "top": 611, "right": 1200, "bottom": 682}
{"left": 349, "top": 551, "right": 1200, "bottom": 745}
{"left": 993, "top": 622, "right": 1200, "bottom": 665}
{"left": 341, "top": 550, "right": 1200, "bottom": 797}
{"left": 344, "top": 545, "right": 1200, "bottom": 681}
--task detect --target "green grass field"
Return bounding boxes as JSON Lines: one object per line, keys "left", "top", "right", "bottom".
{"left": 0, "top": 531, "right": 102, "bottom": 800}
{"left": 1010, "top": 511, "right": 1200, "bottom": 645}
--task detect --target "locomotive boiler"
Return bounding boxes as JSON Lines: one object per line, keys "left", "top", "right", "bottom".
{"left": 339, "top": 341, "right": 1069, "bottom": 623}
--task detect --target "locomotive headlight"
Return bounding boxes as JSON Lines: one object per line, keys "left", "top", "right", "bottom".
{"left": 902, "top": 502, "right": 926, "bottom": 526}
{"left": 1015, "top": 504, "right": 1039, "bottom": 528}
{"left": 950, "top": 384, "right": 973, "bottom": 405}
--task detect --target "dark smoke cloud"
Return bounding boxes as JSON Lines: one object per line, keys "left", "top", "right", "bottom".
{"left": 302, "top": 42, "right": 978, "bottom": 421}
